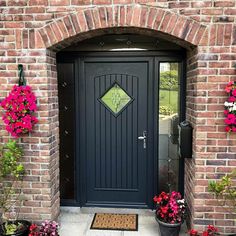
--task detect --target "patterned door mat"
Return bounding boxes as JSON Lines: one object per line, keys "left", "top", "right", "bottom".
{"left": 90, "top": 213, "right": 138, "bottom": 231}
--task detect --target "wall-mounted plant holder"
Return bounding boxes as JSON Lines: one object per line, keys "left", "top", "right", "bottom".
{"left": 18, "top": 64, "right": 26, "bottom": 86}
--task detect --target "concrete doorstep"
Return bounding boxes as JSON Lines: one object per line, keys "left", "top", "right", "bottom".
{"left": 59, "top": 207, "right": 188, "bottom": 236}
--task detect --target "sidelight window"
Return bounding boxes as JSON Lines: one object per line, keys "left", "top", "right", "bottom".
{"left": 158, "top": 62, "right": 181, "bottom": 193}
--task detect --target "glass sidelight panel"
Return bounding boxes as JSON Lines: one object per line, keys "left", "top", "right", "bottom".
{"left": 158, "top": 62, "right": 180, "bottom": 193}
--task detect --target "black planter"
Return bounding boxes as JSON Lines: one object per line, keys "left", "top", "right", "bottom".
{"left": 1, "top": 220, "right": 31, "bottom": 236}
{"left": 156, "top": 218, "right": 181, "bottom": 236}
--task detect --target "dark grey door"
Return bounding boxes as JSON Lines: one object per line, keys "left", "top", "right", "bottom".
{"left": 79, "top": 57, "right": 154, "bottom": 208}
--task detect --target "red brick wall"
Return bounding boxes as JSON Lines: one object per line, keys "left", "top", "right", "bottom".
{"left": 0, "top": 0, "right": 236, "bottom": 233}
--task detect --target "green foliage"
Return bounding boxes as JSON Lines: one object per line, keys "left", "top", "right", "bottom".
{"left": 159, "top": 90, "right": 178, "bottom": 114}
{"left": 0, "top": 140, "right": 24, "bottom": 179}
{"left": 159, "top": 105, "right": 173, "bottom": 116}
{"left": 209, "top": 169, "right": 236, "bottom": 211}
{"left": 160, "top": 71, "right": 179, "bottom": 90}
{"left": 0, "top": 140, "right": 25, "bottom": 223}
{"left": 4, "top": 222, "right": 23, "bottom": 235}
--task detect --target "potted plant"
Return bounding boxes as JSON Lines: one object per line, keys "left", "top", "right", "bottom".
{"left": 0, "top": 140, "right": 31, "bottom": 236}
{"left": 224, "top": 80, "right": 236, "bottom": 133}
{"left": 189, "top": 225, "right": 219, "bottom": 236}
{"left": 28, "top": 220, "right": 59, "bottom": 236}
{"left": 153, "top": 191, "right": 186, "bottom": 236}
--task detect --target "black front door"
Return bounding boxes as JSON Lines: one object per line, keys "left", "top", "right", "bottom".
{"left": 79, "top": 57, "right": 154, "bottom": 208}
{"left": 58, "top": 51, "right": 185, "bottom": 208}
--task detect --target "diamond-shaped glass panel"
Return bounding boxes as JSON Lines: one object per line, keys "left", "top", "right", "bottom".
{"left": 100, "top": 83, "right": 133, "bottom": 116}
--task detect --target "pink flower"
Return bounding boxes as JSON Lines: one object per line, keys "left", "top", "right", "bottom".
{"left": 232, "top": 89, "right": 236, "bottom": 97}
{"left": 232, "top": 127, "right": 236, "bottom": 132}
{"left": 224, "top": 110, "right": 229, "bottom": 115}
{"left": 228, "top": 96, "right": 236, "bottom": 102}
{"left": 154, "top": 191, "right": 185, "bottom": 224}
{"left": 1, "top": 85, "right": 38, "bottom": 138}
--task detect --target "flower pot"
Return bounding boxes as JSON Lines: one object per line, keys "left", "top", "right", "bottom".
{"left": 156, "top": 217, "right": 181, "bottom": 236}
{"left": 1, "top": 220, "right": 31, "bottom": 236}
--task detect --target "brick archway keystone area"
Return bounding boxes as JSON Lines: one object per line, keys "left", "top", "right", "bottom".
{"left": 34, "top": 5, "right": 208, "bottom": 50}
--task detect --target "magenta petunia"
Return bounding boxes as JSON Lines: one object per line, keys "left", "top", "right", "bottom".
{"left": 228, "top": 96, "right": 236, "bottom": 102}
{"left": 224, "top": 81, "right": 236, "bottom": 132}
{"left": 0, "top": 85, "right": 38, "bottom": 138}
{"left": 232, "top": 89, "right": 236, "bottom": 97}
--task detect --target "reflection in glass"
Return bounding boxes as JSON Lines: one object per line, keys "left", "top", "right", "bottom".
{"left": 159, "top": 62, "right": 180, "bottom": 193}
{"left": 100, "top": 83, "right": 132, "bottom": 116}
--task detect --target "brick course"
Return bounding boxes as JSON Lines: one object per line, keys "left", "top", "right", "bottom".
{"left": 0, "top": 0, "right": 236, "bottom": 233}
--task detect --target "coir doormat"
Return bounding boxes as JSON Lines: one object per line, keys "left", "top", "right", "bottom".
{"left": 90, "top": 213, "right": 138, "bottom": 231}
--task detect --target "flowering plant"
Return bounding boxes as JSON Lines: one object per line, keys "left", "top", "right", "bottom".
{"left": 224, "top": 81, "right": 236, "bottom": 132}
{"left": 153, "top": 191, "right": 186, "bottom": 224}
{"left": 28, "top": 220, "right": 59, "bottom": 236}
{"left": 189, "top": 225, "right": 219, "bottom": 236}
{"left": 1, "top": 85, "right": 38, "bottom": 138}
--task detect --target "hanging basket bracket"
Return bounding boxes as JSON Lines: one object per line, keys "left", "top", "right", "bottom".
{"left": 18, "top": 64, "right": 26, "bottom": 86}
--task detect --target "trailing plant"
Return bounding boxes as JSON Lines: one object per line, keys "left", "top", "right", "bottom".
{"left": 0, "top": 140, "right": 25, "bottom": 223}
{"left": 0, "top": 85, "right": 38, "bottom": 138}
{"left": 224, "top": 81, "right": 236, "bottom": 133}
{"left": 208, "top": 169, "right": 236, "bottom": 212}
{"left": 28, "top": 220, "right": 59, "bottom": 236}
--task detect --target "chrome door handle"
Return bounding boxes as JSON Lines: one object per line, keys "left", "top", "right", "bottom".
{"left": 138, "top": 131, "right": 147, "bottom": 149}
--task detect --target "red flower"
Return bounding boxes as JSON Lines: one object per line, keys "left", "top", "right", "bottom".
{"left": 188, "top": 229, "right": 198, "bottom": 236}
{"left": 153, "top": 196, "right": 159, "bottom": 203}
{"left": 207, "top": 225, "right": 218, "bottom": 233}
{"left": 160, "top": 206, "right": 168, "bottom": 214}
{"left": 202, "top": 232, "right": 209, "bottom": 236}
{"left": 29, "top": 224, "right": 38, "bottom": 231}
{"left": 153, "top": 191, "right": 186, "bottom": 224}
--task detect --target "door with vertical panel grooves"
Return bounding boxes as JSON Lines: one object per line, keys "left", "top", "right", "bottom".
{"left": 79, "top": 57, "right": 154, "bottom": 208}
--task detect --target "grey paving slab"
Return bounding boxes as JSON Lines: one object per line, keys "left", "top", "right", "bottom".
{"left": 59, "top": 212, "right": 93, "bottom": 223}
{"left": 59, "top": 207, "right": 188, "bottom": 236}
{"left": 86, "top": 230, "right": 124, "bottom": 236}
{"left": 59, "top": 222, "right": 88, "bottom": 235}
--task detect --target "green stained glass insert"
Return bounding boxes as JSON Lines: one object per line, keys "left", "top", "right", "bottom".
{"left": 100, "top": 83, "right": 133, "bottom": 116}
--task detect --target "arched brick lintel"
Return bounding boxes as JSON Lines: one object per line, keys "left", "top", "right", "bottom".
{"left": 36, "top": 5, "right": 208, "bottom": 50}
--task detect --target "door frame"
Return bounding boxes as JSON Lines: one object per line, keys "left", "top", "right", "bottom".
{"left": 57, "top": 51, "right": 186, "bottom": 208}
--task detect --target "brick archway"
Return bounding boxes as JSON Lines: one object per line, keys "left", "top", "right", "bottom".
{"left": 35, "top": 5, "right": 208, "bottom": 50}
{"left": 32, "top": 3, "right": 209, "bottom": 226}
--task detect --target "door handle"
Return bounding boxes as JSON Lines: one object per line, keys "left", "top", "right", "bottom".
{"left": 138, "top": 131, "right": 147, "bottom": 149}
